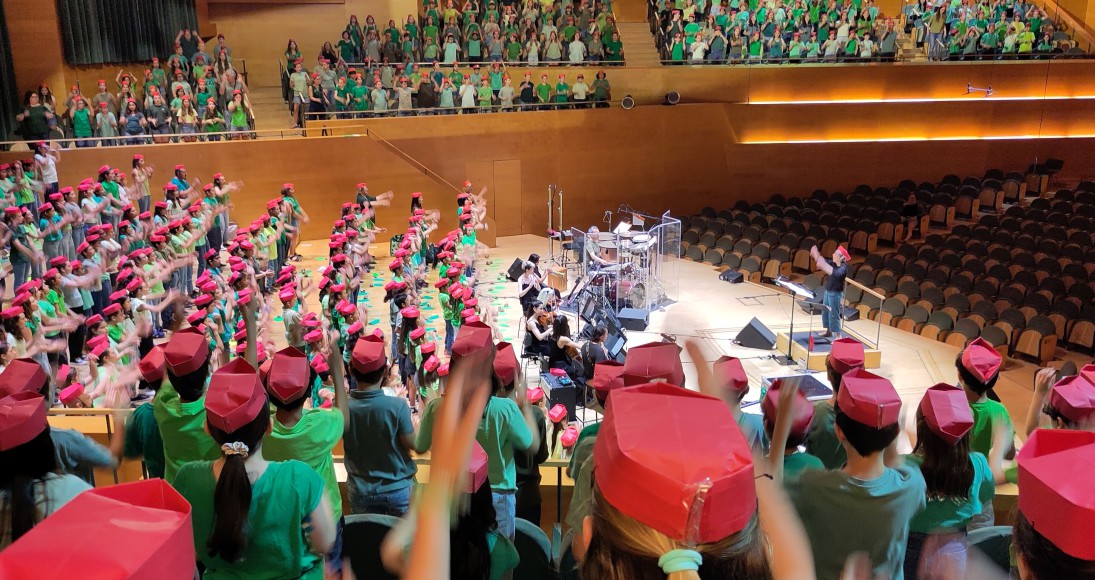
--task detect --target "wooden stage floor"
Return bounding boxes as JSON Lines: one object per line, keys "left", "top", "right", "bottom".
{"left": 294, "top": 233, "right": 1091, "bottom": 446}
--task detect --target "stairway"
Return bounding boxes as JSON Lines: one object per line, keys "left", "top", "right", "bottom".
{"left": 897, "top": 35, "right": 927, "bottom": 61}
{"left": 247, "top": 87, "right": 299, "bottom": 133}
{"left": 616, "top": 22, "right": 664, "bottom": 66}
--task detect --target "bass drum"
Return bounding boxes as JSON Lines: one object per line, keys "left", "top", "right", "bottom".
{"left": 608, "top": 280, "right": 646, "bottom": 308}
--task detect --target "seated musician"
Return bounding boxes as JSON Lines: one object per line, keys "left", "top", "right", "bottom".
{"left": 517, "top": 261, "right": 545, "bottom": 311}
{"left": 584, "top": 226, "right": 616, "bottom": 272}
{"left": 523, "top": 301, "right": 554, "bottom": 356}
{"left": 548, "top": 315, "right": 584, "bottom": 378}
{"left": 580, "top": 326, "right": 611, "bottom": 381}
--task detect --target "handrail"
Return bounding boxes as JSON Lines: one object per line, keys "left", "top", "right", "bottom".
{"left": 302, "top": 98, "right": 611, "bottom": 119}
{"left": 316, "top": 59, "right": 627, "bottom": 70}
{"left": 364, "top": 127, "right": 462, "bottom": 194}
{"left": 847, "top": 278, "right": 885, "bottom": 300}
{"left": 1039, "top": 0, "right": 1095, "bottom": 52}
{"left": 657, "top": 51, "right": 1091, "bottom": 64}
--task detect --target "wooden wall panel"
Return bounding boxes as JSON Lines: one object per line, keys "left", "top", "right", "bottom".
{"left": 3, "top": 105, "right": 1094, "bottom": 243}
{"left": 492, "top": 160, "right": 522, "bottom": 237}
{"left": 4, "top": 0, "right": 66, "bottom": 101}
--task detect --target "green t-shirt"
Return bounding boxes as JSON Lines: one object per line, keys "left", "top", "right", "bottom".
{"left": 554, "top": 82, "right": 569, "bottom": 103}
{"left": 783, "top": 451, "right": 824, "bottom": 479}
{"left": 806, "top": 401, "right": 847, "bottom": 469}
{"left": 477, "top": 84, "right": 493, "bottom": 106}
{"left": 487, "top": 531, "right": 520, "bottom": 579}
{"left": 264, "top": 409, "right": 345, "bottom": 518}
{"left": 788, "top": 464, "right": 927, "bottom": 580}
{"left": 968, "top": 398, "right": 1012, "bottom": 457}
{"left": 123, "top": 401, "right": 165, "bottom": 479}
{"left": 152, "top": 378, "right": 219, "bottom": 484}
{"left": 904, "top": 452, "right": 995, "bottom": 533}
{"left": 535, "top": 82, "right": 551, "bottom": 103}
{"left": 174, "top": 460, "right": 325, "bottom": 579}
{"left": 420, "top": 395, "right": 533, "bottom": 492}
{"left": 738, "top": 411, "right": 769, "bottom": 454}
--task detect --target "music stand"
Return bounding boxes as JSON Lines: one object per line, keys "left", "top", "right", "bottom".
{"left": 773, "top": 277, "right": 816, "bottom": 366}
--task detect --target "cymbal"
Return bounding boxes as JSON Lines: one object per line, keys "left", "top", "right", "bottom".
{"left": 598, "top": 241, "right": 618, "bottom": 248}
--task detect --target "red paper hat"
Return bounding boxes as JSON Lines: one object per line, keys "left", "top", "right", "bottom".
{"left": 528, "top": 385, "right": 544, "bottom": 404}
{"left": 493, "top": 341, "right": 518, "bottom": 386}
{"left": 1049, "top": 375, "right": 1095, "bottom": 424}
{"left": 304, "top": 330, "right": 323, "bottom": 344}
{"left": 0, "top": 359, "right": 49, "bottom": 398}
{"left": 1017, "top": 428, "right": 1095, "bottom": 559}
{"left": 836, "top": 246, "right": 851, "bottom": 261}
{"left": 351, "top": 334, "right": 386, "bottom": 374}
{"left": 446, "top": 266, "right": 462, "bottom": 278}
{"left": 595, "top": 382, "right": 756, "bottom": 543}
{"left": 186, "top": 311, "right": 206, "bottom": 325}
{"left": 266, "top": 347, "right": 310, "bottom": 404}
{"left": 337, "top": 301, "right": 356, "bottom": 316}
{"left": 548, "top": 404, "right": 567, "bottom": 423}
{"left": 0, "top": 479, "right": 195, "bottom": 579}
{"left": 961, "top": 337, "right": 1002, "bottom": 383}
{"left": 0, "top": 392, "right": 47, "bottom": 451}
{"left": 163, "top": 327, "right": 210, "bottom": 376}
{"left": 761, "top": 378, "right": 815, "bottom": 438}
{"left": 464, "top": 297, "right": 479, "bottom": 308}
{"left": 837, "top": 368, "right": 901, "bottom": 428}
{"left": 139, "top": 346, "right": 167, "bottom": 383}
{"left": 400, "top": 307, "right": 419, "bottom": 319}
{"left": 713, "top": 356, "right": 748, "bottom": 394}
{"left": 920, "top": 383, "right": 974, "bottom": 444}
{"left": 206, "top": 359, "right": 266, "bottom": 433}
{"left": 451, "top": 321, "right": 493, "bottom": 362}
{"left": 434, "top": 278, "right": 450, "bottom": 289}
{"left": 48, "top": 256, "right": 68, "bottom": 267}
{"left": 589, "top": 360, "right": 626, "bottom": 394}
{"left": 59, "top": 383, "right": 85, "bottom": 405}
{"left": 466, "top": 441, "right": 489, "bottom": 493}
{"left": 1082, "top": 364, "right": 1095, "bottom": 386}
{"left": 561, "top": 425, "right": 579, "bottom": 448}
{"left": 388, "top": 259, "right": 402, "bottom": 271}
{"left": 85, "top": 314, "right": 104, "bottom": 327}
{"left": 423, "top": 355, "right": 440, "bottom": 373}
{"left": 347, "top": 321, "right": 364, "bottom": 335}
{"left": 828, "top": 337, "right": 865, "bottom": 375}
{"left": 194, "top": 294, "right": 213, "bottom": 308}
{"left": 622, "top": 342, "right": 684, "bottom": 386}
{"left": 461, "top": 308, "right": 476, "bottom": 318}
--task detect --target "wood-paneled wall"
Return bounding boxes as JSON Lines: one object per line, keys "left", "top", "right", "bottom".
{"left": 3, "top": 105, "right": 1093, "bottom": 242}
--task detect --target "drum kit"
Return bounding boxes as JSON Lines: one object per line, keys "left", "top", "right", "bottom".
{"left": 590, "top": 231, "right": 658, "bottom": 309}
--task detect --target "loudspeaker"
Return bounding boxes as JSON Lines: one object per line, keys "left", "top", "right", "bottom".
{"left": 618, "top": 308, "right": 650, "bottom": 331}
{"left": 720, "top": 269, "right": 743, "bottom": 284}
{"left": 842, "top": 306, "right": 861, "bottom": 322}
{"left": 506, "top": 258, "right": 525, "bottom": 282}
{"left": 734, "top": 317, "right": 777, "bottom": 349}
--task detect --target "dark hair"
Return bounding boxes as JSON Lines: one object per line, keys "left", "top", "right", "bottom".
{"left": 1014, "top": 511, "right": 1095, "bottom": 579}
{"left": 834, "top": 407, "right": 899, "bottom": 457}
{"left": 552, "top": 315, "right": 571, "bottom": 339}
{"left": 528, "top": 253, "right": 540, "bottom": 264}
{"left": 591, "top": 325, "right": 607, "bottom": 343}
{"left": 450, "top": 483, "right": 496, "bottom": 579}
{"left": 955, "top": 353, "right": 997, "bottom": 395}
{"left": 825, "top": 359, "right": 842, "bottom": 395}
{"left": 410, "top": 196, "right": 422, "bottom": 211}
{"left": 206, "top": 408, "right": 271, "bottom": 562}
{"left": 350, "top": 359, "right": 388, "bottom": 387}
{"left": 166, "top": 357, "right": 211, "bottom": 402}
{"left": 0, "top": 427, "right": 59, "bottom": 543}
{"left": 911, "top": 411, "right": 974, "bottom": 501}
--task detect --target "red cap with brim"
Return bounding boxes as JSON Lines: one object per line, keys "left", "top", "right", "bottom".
{"left": 0, "top": 478, "right": 194, "bottom": 579}
{"left": 266, "top": 347, "right": 310, "bottom": 404}
{"left": 589, "top": 360, "right": 626, "bottom": 395}
{"left": 0, "top": 392, "right": 47, "bottom": 451}
{"left": 493, "top": 341, "right": 518, "bottom": 386}
{"left": 1049, "top": 375, "right": 1095, "bottom": 424}
{"left": 594, "top": 383, "right": 756, "bottom": 543}
{"left": 1017, "top": 428, "right": 1095, "bottom": 560}
{"left": 761, "top": 378, "right": 815, "bottom": 439}
{"left": 621, "top": 342, "right": 685, "bottom": 386}
{"left": 837, "top": 368, "right": 901, "bottom": 428}
{"left": 139, "top": 346, "right": 167, "bottom": 383}
{"left": 828, "top": 337, "right": 865, "bottom": 375}
{"left": 163, "top": 327, "right": 210, "bottom": 376}
{"left": 713, "top": 356, "right": 748, "bottom": 394}
{"left": 0, "top": 359, "right": 49, "bottom": 398}
{"left": 920, "top": 383, "right": 974, "bottom": 444}
{"left": 451, "top": 321, "right": 493, "bottom": 363}
{"left": 206, "top": 359, "right": 266, "bottom": 433}
{"left": 961, "top": 337, "right": 1002, "bottom": 383}
{"left": 351, "top": 334, "right": 386, "bottom": 374}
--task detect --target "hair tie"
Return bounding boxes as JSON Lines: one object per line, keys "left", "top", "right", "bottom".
{"left": 658, "top": 549, "right": 702, "bottom": 575}
{"left": 221, "top": 441, "right": 250, "bottom": 458}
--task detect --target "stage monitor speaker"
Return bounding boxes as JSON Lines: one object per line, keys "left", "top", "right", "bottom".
{"left": 505, "top": 258, "right": 525, "bottom": 282}
{"left": 618, "top": 308, "right": 649, "bottom": 331}
{"left": 735, "top": 317, "right": 777, "bottom": 349}
{"left": 720, "top": 269, "right": 744, "bottom": 284}
{"left": 842, "top": 306, "right": 861, "bottom": 322}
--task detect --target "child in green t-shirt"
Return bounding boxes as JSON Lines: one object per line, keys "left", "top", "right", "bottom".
{"left": 535, "top": 74, "right": 552, "bottom": 105}
{"left": 785, "top": 370, "right": 926, "bottom": 580}
{"left": 554, "top": 75, "right": 570, "bottom": 108}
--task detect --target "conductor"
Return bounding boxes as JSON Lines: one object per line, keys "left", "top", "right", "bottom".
{"left": 810, "top": 244, "right": 850, "bottom": 339}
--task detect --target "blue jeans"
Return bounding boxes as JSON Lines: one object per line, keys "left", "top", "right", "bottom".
{"left": 350, "top": 484, "right": 412, "bottom": 517}
{"left": 11, "top": 260, "right": 30, "bottom": 289}
{"left": 492, "top": 490, "right": 516, "bottom": 540}
{"left": 822, "top": 290, "right": 843, "bottom": 335}
{"left": 445, "top": 320, "right": 455, "bottom": 353}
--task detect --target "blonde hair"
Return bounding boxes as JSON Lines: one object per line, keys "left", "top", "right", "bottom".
{"left": 579, "top": 484, "right": 772, "bottom": 580}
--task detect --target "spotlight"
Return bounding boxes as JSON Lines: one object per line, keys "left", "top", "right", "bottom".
{"left": 621, "top": 95, "right": 635, "bottom": 110}
{"left": 663, "top": 91, "right": 680, "bottom": 105}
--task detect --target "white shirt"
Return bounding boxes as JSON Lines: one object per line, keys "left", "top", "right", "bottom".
{"left": 569, "top": 39, "right": 586, "bottom": 63}
{"left": 35, "top": 154, "right": 58, "bottom": 184}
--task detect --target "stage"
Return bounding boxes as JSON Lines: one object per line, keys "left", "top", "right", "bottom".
{"left": 290, "top": 233, "right": 1089, "bottom": 445}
